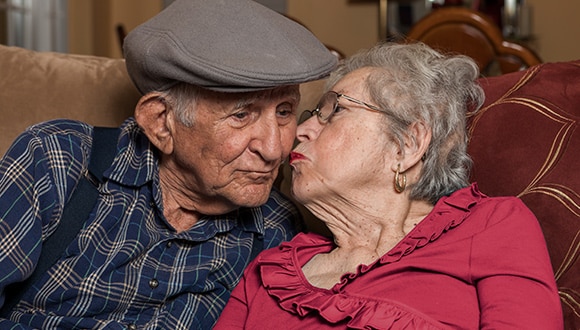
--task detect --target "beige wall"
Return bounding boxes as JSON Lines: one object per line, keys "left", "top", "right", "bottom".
{"left": 287, "top": 0, "right": 580, "bottom": 63}
{"left": 68, "top": 0, "right": 163, "bottom": 58}
{"left": 67, "top": 0, "right": 579, "bottom": 63}
{"left": 525, "top": 0, "right": 580, "bottom": 62}
{"left": 287, "top": 0, "right": 379, "bottom": 58}
{"left": 68, "top": 1, "right": 94, "bottom": 55}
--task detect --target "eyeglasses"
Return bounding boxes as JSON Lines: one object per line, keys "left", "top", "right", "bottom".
{"left": 299, "top": 91, "right": 383, "bottom": 124}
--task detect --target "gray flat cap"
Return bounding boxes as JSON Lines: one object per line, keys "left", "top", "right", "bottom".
{"left": 124, "top": 0, "right": 337, "bottom": 94}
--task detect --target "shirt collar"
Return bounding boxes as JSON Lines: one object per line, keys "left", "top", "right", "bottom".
{"left": 105, "top": 118, "right": 158, "bottom": 187}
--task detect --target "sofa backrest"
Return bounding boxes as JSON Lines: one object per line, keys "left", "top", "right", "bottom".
{"left": 0, "top": 45, "right": 141, "bottom": 156}
{"left": 468, "top": 61, "right": 580, "bottom": 328}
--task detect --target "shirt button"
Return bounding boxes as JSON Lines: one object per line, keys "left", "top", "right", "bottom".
{"left": 128, "top": 324, "right": 137, "bottom": 330}
{"left": 167, "top": 241, "right": 173, "bottom": 248}
{"left": 149, "top": 278, "right": 159, "bottom": 289}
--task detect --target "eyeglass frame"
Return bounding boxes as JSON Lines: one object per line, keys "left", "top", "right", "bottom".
{"left": 299, "top": 91, "right": 384, "bottom": 124}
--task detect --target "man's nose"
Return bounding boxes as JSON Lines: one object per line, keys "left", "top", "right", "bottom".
{"left": 249, "top": 116, "right": 283, "bottom": 162}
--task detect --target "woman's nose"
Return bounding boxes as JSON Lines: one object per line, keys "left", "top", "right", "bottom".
{"left": 296, "top": 114, "right": 321, "bottom": 142}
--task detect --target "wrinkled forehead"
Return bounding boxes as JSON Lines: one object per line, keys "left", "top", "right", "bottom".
{"left": 235, "top": 85, "right": 301, "bottom": 108}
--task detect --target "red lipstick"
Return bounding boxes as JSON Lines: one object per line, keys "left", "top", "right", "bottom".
{"left": 289, "top": 151, "right": 306, "bottom": 164}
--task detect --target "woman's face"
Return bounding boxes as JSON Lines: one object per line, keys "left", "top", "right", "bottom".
{"left": 290, "top": 68, "right": 397, "bottom": 205}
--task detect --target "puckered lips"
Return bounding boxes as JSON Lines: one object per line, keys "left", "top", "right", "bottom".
{"left": 289, "top": 151, "right": 306, "bottom": 165}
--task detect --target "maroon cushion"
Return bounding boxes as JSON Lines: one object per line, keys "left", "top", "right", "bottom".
{"left": 470, "top": 61, "right": 580, "bottom": 328}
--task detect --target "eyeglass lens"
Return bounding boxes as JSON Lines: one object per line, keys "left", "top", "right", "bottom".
{"left": 299, "top": 92, "right": 338, "bottom": 124}
{"left": 318, "top": 92, "right": 338, "bottom": 121}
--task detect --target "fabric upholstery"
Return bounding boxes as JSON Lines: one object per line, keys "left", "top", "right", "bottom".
{"left": 0, "top": 45, "right": 140, "bottom": 155}
{"left": 469, "top": 61, "right": 580, "bottom": 329}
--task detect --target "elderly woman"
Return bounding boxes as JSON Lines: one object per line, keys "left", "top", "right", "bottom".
{"left": 214, "top": 42, "right": 563, "bottom": 329}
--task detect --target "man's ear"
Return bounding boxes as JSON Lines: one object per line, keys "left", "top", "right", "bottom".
{"left": 134, "top": 93, "right": 174, "bottom": 155}
{"left": 394, "top": 121, "right": 432, "bottom": 172}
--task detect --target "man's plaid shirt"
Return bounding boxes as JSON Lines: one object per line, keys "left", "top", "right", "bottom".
{"left": 0, "top": 118, "right": 301, "bottom": 329}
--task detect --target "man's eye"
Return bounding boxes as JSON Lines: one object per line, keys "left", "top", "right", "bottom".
{"left": 228, "top": 111, "right": 253, "bottom": 128}
{"left": 276, "top": 104, "right": 296, "bottom": 125}
{"left": 277, "top": 102, "right": 295, "bottom": 117}
{"left": 277, "top": 107, "right": 293, "bottom": 118}
{"left": 232, "top": 111, "right": 249, "bottom": 120}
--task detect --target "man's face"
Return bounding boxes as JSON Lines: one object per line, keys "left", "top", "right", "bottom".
{"left": 166, "top": 85, "right": 299, "bottom": 212}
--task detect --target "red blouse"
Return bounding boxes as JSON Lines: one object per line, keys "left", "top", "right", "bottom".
{"left": 215, "top": 184, "right": 563, "bottom": 329}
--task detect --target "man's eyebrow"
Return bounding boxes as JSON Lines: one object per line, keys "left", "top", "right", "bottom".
{"left": 233, "top": 87, "right": 300, "bottom": 110}
{"left": 283, "top": 93, "right": 300, "bottom": 105}
{"left": 234, "top": 98, "right": 256, "bottom": 110}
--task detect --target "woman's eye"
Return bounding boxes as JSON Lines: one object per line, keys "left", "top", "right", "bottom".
{"left": 325, "top": 104, "right": 348, "bottom": 124}
{"left": 334, "top": 104, "right": 347, "bottom": 113}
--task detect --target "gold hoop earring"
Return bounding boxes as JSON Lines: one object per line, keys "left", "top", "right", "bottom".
{"left": 394, "top": 164, "right": 407, "bottom": 193}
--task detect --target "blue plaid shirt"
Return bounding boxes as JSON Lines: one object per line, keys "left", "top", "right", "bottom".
{"left": 0, "top": 118, "right": 301, "bottom": 329}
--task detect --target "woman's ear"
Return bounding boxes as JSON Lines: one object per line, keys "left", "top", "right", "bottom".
{"left": 395, "top": 121, "right": 432, "bottom": 172}
{"left": 134, "top": 93, "right": 174, "bottom": 155}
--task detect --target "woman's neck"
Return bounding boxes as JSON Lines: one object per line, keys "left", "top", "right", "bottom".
{"left": 309, "top": 193, "right": 434, "bottom": 253}
{"left": 301, "top": 196, "right": 434, "bottom": 290}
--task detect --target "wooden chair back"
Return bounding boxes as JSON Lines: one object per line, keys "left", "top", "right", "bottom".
{"left": 406, "top": 7, "right": 541, "bottom": 75}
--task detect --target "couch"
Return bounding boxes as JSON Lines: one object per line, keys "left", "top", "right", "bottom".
{"left": 1, "top": 44, "right": 578, "bottom": 328}
{"left": 0, "top": 45, "right": 141, "bottom": 154}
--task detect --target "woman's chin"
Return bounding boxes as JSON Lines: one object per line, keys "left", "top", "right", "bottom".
{"left": 290, "top": 182, "right": 312, "bottom": 205}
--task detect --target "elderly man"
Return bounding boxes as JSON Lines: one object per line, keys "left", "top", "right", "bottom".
{"left": 0, "top": 0, "right": 336, "bottom": 328}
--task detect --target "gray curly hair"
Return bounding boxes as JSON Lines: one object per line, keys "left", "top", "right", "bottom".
{"left": 326, "top": 42, "right": 484, "bottom": 204}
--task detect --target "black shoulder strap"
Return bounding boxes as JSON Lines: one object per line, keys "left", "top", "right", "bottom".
{"left": 0, "top": 127, "right": 119, "bottom": 317}
{"left": 249, "top": 233, "right": 264, "bottom": 262}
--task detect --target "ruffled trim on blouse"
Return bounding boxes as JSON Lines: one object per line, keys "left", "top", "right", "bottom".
{"left": 258, "top": 184, "right": 484, "bottom": 329}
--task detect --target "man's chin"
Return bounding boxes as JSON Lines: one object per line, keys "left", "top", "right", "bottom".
{"left": 231, "top": 182, "right": 273, "bottom": 207}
